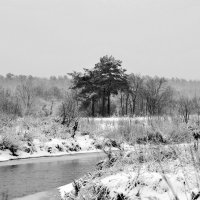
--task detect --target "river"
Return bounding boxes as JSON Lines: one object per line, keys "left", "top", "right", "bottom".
{"left": 0, "top": 152, "right": 105, "bottom": 200}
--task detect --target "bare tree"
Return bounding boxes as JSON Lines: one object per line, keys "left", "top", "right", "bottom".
{"left": 178, "top": 96, "right": 193, "bottom": 123}
{"left": 16, "top": 79, "right": 35, "bottom": 115}
{"left": 0, "top": 88, "right": 22, "bottom": 116}
{"left": 58, "top": 91, "right": 79, "bottom": 127}
{"left": 142, "top": 77, "right": 173, "bottom": 116}
{"left": 128, "top": 74, "right": 144, "bottom": 115}
{"left": 193, "top": 96, "right": 200, "bottom": 124}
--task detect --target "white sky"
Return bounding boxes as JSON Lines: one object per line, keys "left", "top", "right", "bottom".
{"left": 0, "top": 0, "right": 200, "bottom": 79}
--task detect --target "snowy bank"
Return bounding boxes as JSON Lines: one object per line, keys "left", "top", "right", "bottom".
{"left": 0, "top": 135, "right": 99, "bottom": 162}
{"left": 58, "top": 145, "right": 200, "bottom": 200}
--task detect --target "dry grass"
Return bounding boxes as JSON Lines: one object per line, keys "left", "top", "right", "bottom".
{"left": 79, "top": 117, "right": 192, "bottom": 145}
{"left": 63, "top": 121, "right": 200, "bottom": 200}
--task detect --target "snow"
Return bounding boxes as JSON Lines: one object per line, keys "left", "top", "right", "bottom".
{"left": 57, "top": 151, "right": 200, "bottom": 200}
{"left": 90, "top": 117, "right": 147, "bottom": 121}
{"left": 99, "top": 165, "right": 200, "bottom": 200}
{"left": 0, "top": 148, "right": 103, "bottom": 162}
{"left": 59, "top": 183, "right": 74, "bottom": 199}
{"left": 0, "top": 135, "right": 99, "bottom": 162}
{"left": 2, "top": 116, "right": 198, "bottom": 199}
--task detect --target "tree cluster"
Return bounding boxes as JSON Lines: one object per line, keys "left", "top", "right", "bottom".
{"left": 69, "top": 56, "right": 127, "bottom": 117}
{"left": 69, "top": 56, "right": 173, "bottom": 117}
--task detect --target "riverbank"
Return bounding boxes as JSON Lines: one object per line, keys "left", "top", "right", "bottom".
{"left": 13, "top": 189, "right": 60, "bottom": 200}
{"left": 0, "top": 150, "right": 105, "bottom": 167}
{"left": 0, "top": 116, "right": 130, "bottom": 163}
{"left": 0, "top": 135, "right": 100, "bottom": 162}
{"left": 58, "top": 144, "right": 200, "bottom": 200}
{"left": 7, "top": 143, "right": 200, "bottom": 200}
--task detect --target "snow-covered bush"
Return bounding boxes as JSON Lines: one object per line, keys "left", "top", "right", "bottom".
{"left": 23, "top": 129, "right": 38, "bottom": 142}
{"left": 0, "top": 113, "right": 16, "bottom": 129}
{"left": 1, "top": 128, "right": 23, "bottom": 156}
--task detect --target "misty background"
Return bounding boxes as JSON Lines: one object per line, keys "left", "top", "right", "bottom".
{"left": 0, "top": 0, "right": 200, "bottom": 79}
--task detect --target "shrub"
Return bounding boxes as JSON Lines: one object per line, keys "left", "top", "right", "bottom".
{"left": 22, "top": 143, "right": 37, "bottom": 154}
{"left": 1, "top": 129, "right": 22, "bottom": 156}
{"left": 0, "top": 114, "right": 16, "bottom": 129}
{"left": 73, "top": 180, "right": 82, "bottom": 197}
{"left": 94, "top": 143, "right": 103, "bottom": 150}
{"left": 97, "top": 151, "right": 118, "bottom": 170}
{"left": 136, "top": 131, "right": 166, "bottom": 144}
{"left": 23, "top": 130, "right": 37, "bottom": 142}
{"left": 115, "top": 193, "right": 129, "bottom": 200}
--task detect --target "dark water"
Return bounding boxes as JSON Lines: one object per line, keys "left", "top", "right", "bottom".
{"left": 0, "top": 153, "right": 105, "bottom": 200}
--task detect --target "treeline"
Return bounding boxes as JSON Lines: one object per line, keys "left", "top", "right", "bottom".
{"left": 69, "top": 55, "right": 200, "bottom": 122}
{"left": 0, "top": 74, "right": 70, "bottom": 117}
{"left": 168, "top": 78, "right": 200, "bottom": 98}
{"left": 1, "top": 56, "right": 200, "bottom": 121}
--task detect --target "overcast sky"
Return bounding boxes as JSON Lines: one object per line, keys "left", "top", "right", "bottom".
{"left": 0, "top": 0, "right": 200, "bottom": 79}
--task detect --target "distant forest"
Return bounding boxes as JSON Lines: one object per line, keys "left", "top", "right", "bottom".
{"left": 1, "top": 56, "right": 200, "bottom": 121}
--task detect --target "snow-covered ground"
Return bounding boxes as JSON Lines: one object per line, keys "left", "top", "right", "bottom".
{"left": 59, "top": 183, "right": 74, "bottom": 199}
{"left": 14, "top": 148, "right": 200, "bottom": 200}
{"left": 58, "top": 145, "right": 200, "bottom": 200}
{"left": 89, "top": 117, "right": 148, "bottom": 121}
{"left": 99, "top": 166, "right": 199, "bottom": 200}
{"left": 59, "top": 164, "right": 200, "bottom": 200}
{"left": 0, "top": 135, "right": 99, "bottom": 162}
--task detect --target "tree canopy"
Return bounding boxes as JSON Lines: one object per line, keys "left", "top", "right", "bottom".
{"left": 69, "top": 55, "right": 128, "bottom": 116}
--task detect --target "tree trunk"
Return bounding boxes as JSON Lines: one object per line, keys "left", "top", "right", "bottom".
{"left": 61, "top": 103, "right": 66, "bottom": 125}
{"left": 125, "top": 93, "right": 129, "bottom": 115}
{"left": 91, "top": 97, "right": 95, "bottom": 117}
{"left": 102, "top": 89, "right": 106, "bottom": 117}
{"left": 131, "top": 95, "right": 136, "bottom": 115}
{"left": 107, "top": 92, "right": 110, "bottom": 116}
{"left": 120, "top": 92, "right": 124, "bottom": 116}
